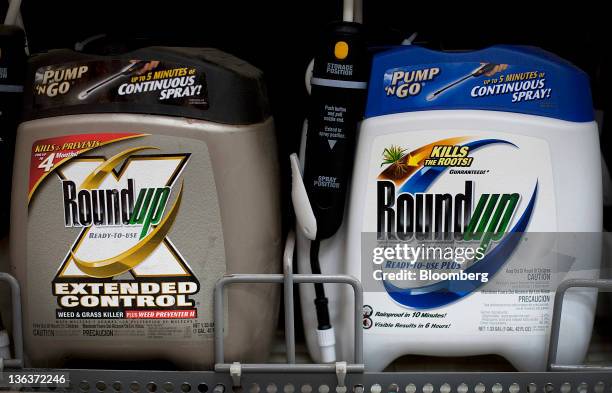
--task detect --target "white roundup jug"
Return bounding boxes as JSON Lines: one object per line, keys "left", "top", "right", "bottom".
{"left": 298, "top": 45, "right": 602, "bottom": 371}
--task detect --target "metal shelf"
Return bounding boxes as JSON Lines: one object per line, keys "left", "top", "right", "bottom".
{"left": 4, "top": 369, "right": 612, "bottom": 392}
{"left": 2, "top": 232, "right": 612, "bottom": 391}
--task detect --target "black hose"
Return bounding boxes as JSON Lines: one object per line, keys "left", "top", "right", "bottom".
{"left": 310, "top": 239, "right": 331, "bottom": 330}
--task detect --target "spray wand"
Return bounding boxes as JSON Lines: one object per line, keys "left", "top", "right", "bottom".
{"left": 299, "top": 1, "right": 369, "bottom": 363}
{"left": 426, "top": 63, "right": 498, "bottom": 101}
{"left": 78, "top": 60, "right": 148, "bottom": 100}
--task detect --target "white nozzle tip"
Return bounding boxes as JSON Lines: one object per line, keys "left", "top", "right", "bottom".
{"left": 78, "top": 91, "right": 89, "bottom": 100}
{"left": 426, "top": 93, "right": 436, "bottom": 101}
{"left": 320, "top": 345, "right": 336, "bottom": 364}
{"left": 317, "top": 327, "right": 336, "bottom": 363}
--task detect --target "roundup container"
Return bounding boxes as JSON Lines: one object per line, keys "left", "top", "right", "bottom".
{"left": 298, "top": 45, "right": 602, "bottom": 371}
{"left": 10, "top": 47, "right": 281, "bottom": 369}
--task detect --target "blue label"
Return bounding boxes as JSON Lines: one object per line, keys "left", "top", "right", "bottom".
{"left": 366, "top": 45, "right": 594, "bottom": 122}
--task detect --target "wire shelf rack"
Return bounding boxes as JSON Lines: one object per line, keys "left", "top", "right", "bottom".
{"left": 1, "top": 232, "right": 612, "bottom": 391}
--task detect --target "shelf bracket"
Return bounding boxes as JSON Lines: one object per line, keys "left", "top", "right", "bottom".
{"left": 230, "top": 362, "right": 242, "bottom": 387}
{"left": 548, "top": 278, "right": 612, "bottom": 371}
{"left": 336, "top": 361, "right": 347, "bottom": 391}
{"left": 0, "top": 272, "right": 23, "bottom": 369}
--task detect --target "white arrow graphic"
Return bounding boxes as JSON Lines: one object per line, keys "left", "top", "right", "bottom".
{"left": 328, "top": 139, "right": 337, "bottom": 150}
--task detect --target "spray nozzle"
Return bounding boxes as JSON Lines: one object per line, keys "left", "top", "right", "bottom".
{"left": 473, "top": 63, "right": 498, "bottom": 77}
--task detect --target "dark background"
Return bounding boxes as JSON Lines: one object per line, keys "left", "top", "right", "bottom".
{"left": 5, "top": 1, "right": 610, "bottom": 232}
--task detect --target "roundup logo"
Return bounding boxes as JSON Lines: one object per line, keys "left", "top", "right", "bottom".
{"left": 375, "top": 136, "right": 537, "bottom": 309}
{"left": 62, "top": 178, "right": 171, "bottom": 240}
{"left": 51, "top": 146, "right": 200, "bottom": 319}
{"left": 378, "top": 180, "right": 519, "bottom": 253}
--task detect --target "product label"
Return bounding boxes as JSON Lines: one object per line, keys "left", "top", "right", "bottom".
{"left": 383, "top": 63, "right": 552, "bottom": 104}
{"left": 27, "top": 133, "right": 224, "bottom": 340}
{"left": 367, "top": 60, "right": 583, "bottom": 122}
{"left": 361, "top": 131, "right": 561, "bottom": 337}
{"left": 32, "top": 59, "right": 208, "bottom": 110}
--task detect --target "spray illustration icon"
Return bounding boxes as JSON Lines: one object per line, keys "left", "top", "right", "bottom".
{"left": 426, "top": 63, "right": 506, "bottom": 101}
{"left": 78, "top": 60, "right": 149, "bottom": 100}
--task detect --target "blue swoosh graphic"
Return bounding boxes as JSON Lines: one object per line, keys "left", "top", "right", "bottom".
{"left": 383, "top": 184, "right": 536, "bottom": 309}
{"left": 383, "top": 138, "right": 534, "bottom": 309}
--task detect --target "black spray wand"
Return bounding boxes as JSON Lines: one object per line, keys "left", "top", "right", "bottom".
{"left": 426, "top": 63, "right": 497, "bottom": 101}
{"left": 302, "top": 21, "right": 368, "bottom": 362}
{"left": 78, "top": 60, "right": 147, "bottom": 100}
